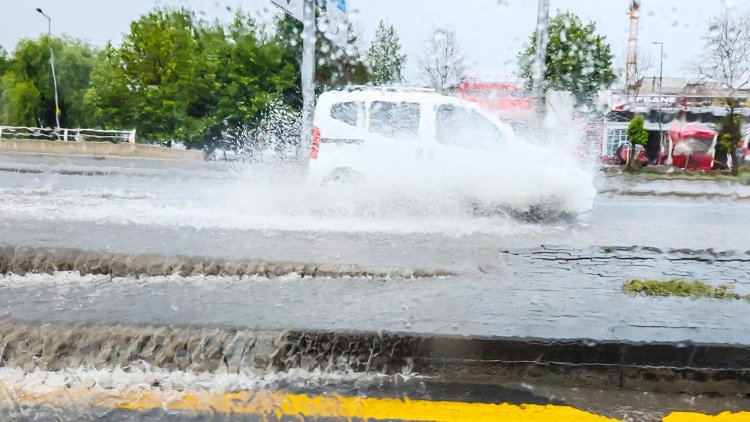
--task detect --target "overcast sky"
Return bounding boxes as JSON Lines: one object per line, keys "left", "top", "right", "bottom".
{"left": 1, "top": 0, "right": 748, "bottom": 83}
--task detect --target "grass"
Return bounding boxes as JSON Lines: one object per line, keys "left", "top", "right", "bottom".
{"left": 623, "top": 279, "right": 750, "bottom": 301}
{"left": 602, "top": 246, "right": 614, "bottom": 254}
{"left": 603, "top": 166, "right": 750, "bottom": 184}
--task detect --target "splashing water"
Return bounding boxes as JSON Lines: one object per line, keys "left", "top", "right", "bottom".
{"left": 0, "top": 120, "right": 595, "bottom": 236}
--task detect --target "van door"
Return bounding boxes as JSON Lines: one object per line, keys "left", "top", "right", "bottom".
{"left": 314, "top": 100, "right": 367, "bottom": 169}
{"left": 365, "top": 100, "right": 425, "bottom": 169}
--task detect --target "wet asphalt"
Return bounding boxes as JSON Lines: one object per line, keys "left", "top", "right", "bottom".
{"left": 0, "top": 153, "right": 749, "bottom": 343}
{"left": 0, "top": 153, "right": 749, "bottom": 420}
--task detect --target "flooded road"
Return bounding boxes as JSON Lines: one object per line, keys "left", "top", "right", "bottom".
{"left": 0, "top": 153, "right": 748, "bottom": 269}
{"left": 0, "top": 154, "right": 749, "bottom": 420}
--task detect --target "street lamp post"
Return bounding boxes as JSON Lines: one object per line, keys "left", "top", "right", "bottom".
{"left": 653, "top": 41, "right": 664, "bottom": 161}
{"left": 652, "top": 41, "right": 664, "bottom": 99}
{"left": 532, "top": 0, "right": 551, "bottom": 113}
{"left": 36, "top": 8, "right": 61, "bottom": 130}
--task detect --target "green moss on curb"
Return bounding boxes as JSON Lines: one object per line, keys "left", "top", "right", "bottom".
{"left": 623, "top": 279, "right": 750, "bottom": 301}
{"left": 602, "top": 166, "right": 750, "bottom": 184}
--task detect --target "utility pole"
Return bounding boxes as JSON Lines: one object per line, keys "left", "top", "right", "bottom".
{"left": 36, "top": 8, "right": 61, "bottom": 130}
{"left": 300, "top": 0, "right": 316, "bottom": 160}
{"left": 653, "top": 41, "right": 664, "bottom": 162}
{"left": 652, "top": 42, "right": 664, "bottom": 99}
{"left": 532, "top": 0, "right": 550, "bottom": 112}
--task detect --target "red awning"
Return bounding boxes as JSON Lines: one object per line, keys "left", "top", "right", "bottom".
{"left": 668, "top": 122, "right": 717, "bottom": 140}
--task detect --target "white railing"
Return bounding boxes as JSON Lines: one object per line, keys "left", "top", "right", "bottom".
{"left": 0, "top": 126, "right": 136, "bottom": 144}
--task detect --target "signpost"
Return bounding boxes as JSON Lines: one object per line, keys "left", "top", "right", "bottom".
{"left": 300, "top": 0, "right": 316, "bottom": 159}
{"left": 271, "top": 0, "right": 349, "bottom": 160}
{"left": 532, "top": 0, "right": 550, "bottom": 113}
{"left": 270, "top": 0, "right": 304, "bottom": 20}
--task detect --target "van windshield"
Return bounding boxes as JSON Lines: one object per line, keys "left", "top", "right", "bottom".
{"left": 435, "top": 104, "right": 504, "bottom": 149}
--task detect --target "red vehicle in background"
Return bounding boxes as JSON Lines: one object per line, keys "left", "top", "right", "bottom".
{"left": 659, "top": 122, "right": 717, "bottom": 171}
{"left": 456, "top": 82, "right": 533, "bottom": 121}
{"left": 615, "top": 143, "right": 649, "bottom": 166}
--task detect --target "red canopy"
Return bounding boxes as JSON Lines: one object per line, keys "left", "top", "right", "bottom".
{"left": 668, "top": 122, "right": 717, "bottom": 140}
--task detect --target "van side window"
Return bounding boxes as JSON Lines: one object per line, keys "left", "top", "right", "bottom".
{"left": 435, "top": 105, "right": 503, "bottom": 149}
{"left": 330, "top": 102, "right": 363, "bottom": 126}
{"left": 369, "top": 101, "right": 420, "bottom": 138}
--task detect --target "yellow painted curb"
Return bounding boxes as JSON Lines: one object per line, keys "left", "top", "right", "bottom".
{"left": 663, "top": 412, "right": 750, "bottom": 422}
{"left": 3, "top": 384, "right": 618, "bottom": 421}
{"left": 5, "top": 381, "right": 746, "bottom": 421}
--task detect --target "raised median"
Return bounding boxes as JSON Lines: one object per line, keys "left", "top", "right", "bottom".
{"left": 0, "top": 138, "right": 204, "bottom": 160}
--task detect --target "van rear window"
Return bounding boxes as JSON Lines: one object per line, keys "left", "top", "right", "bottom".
{"left": 330, "top": 102, "right": 363, "bottom": 126}
{"left": 369, "top": 101, "right": 420, "bottom": 138}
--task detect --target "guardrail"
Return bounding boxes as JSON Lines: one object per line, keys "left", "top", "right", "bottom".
{"left": 0, "top": 126, "right": 136, "bottom": 143}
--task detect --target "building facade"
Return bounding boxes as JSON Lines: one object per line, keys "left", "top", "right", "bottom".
{"left": 600, "top": 77, "right": 750, "bottom": 166}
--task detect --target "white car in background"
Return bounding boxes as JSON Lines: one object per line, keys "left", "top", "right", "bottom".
{"left": 308, "top": 86, "right": 595, "bottom": 219}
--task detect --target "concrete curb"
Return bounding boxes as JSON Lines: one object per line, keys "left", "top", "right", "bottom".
{"left": 0, "top": 138, "right": 204, "bottom": 160}
{"left": 0, "top": 318, "right": 746, "bottom": 396}
{"left": 0, "top": 246, "right": 456, "bottom": 279}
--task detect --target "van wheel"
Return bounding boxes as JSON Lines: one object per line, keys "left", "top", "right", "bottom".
{"left": 322, "top": 167, "right": 364, "bottom": 184}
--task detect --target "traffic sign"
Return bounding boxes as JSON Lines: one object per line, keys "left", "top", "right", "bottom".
{"left": 320, "top": 0, "right": 349, "bottom": 48}
{"left": 272, "top": 0, "right": 349, "bottom": 48}
{"left": 271, "top": 0, "right": 304, "bottom": 21}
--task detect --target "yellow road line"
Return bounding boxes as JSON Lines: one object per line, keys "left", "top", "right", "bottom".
{"left": 5, "top": 385, "right": 617, "bottom": 421}
{"left": 663, "top": 412, "right": 750, "bottom": 422}
{"left": 3, "top": 383, "right": 747, "bottom": 421}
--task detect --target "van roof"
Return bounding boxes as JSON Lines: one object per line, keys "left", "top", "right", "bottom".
{"left": 317, "top": 88, "right": 478, "bottom": 109}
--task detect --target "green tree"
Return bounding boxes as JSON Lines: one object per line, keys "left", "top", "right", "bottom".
{"left": 0, "top": 36, "right": 98, "bottom": 128}
{"left": 695, "top": 10, "right": 750, "bottom": 175}
{"left": 0, "top": 77, "right": 41, "bottom": 126}
{"left": 0, "top": 47, "right": 9, "bottom": 76}
{"left": 87, "top": 8, "right": 219, "bottom": 146}
{"left": 200, "top": 12, "right": 298, "bottom": 151}
{"left": 518, "top": 11, "right": 615, "bottom": 103}
{"left": 274, "top": 13, "right": 372, "bottom": 110}
{"left": 717, "top": 110, "right": 743, "bottom": 171}
{"left": 367, "top": 20, "right": 406, "bottom": 85}
{"left": 626, "top": 115, "right": 648, "bottom": 171}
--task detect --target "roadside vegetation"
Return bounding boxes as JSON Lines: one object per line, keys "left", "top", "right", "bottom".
{"left": 623, "top": 279, "right": 750, "bottom": 301}
{"left": 1, "top": 7, "right": 615, "bottom": 152}
{"left": 0, "top": 8, "right": 410, "bottom": 152}
{"left": 517, "top": 11, "right": 615, "bottom": 104}
{"left": 624, "top": 115, "right": 648, "bottom": 173}
{"left": 603, "top": 166, "right": 750, "bottom": 184}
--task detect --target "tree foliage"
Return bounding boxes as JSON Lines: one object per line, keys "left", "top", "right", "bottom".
{"left": 0, "top": 36, "right": 97, "bottom": 128}
{"left": 201, "top": 13, "right": 298, "bottom": 151}
{"left": 419, "top": 28, "right": 464, "bottom": 94}
{"left": 274, "top": 13, "right": 372, "bottom": 109}
{"left": 518, "top": 11, "right": 615, "bottom": 103}
{"left": 717, "top": 109, "right": 743, "bottom": 171}
{"left": 86, "top": 8, "right": 218, "bottom": 146}
{"left": 367, "top": 20, "right": 406, "bottom": 85}
{"left": 626, "top": 115, "right": 648, "bottom": 171}
{"left": 696, "top": 9, "right": 750, "bottom": 174}
{"left": 0, "top": 6, "right": 373, "bottom": 151}
{"left": 627, "top": 115, "right": 648, "bottom": 146}
{"left": 0, "top": 47, "right": 9, "bottom": 76}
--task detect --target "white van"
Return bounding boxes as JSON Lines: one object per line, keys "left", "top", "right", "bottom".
{"left": 309, "top": 86, "right": 517, "bottom": 183}
{"left": 307, "top": 86, "right": 595, "bottom": 217}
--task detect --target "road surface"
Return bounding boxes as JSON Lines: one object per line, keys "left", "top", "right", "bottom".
{"left": 0, "top": 153, "right": 748, "bottom": 421}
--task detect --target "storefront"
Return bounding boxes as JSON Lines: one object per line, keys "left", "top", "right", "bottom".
{"left": 600, "top": 87, "right": 750, "bottom": 169}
